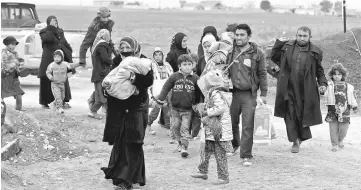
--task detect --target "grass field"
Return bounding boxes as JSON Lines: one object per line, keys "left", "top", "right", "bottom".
{"left": 36, "top": 7, "right": 361, "bottom": 57}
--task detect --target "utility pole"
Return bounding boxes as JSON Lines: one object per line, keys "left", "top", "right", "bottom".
{"left": 343, "top": 0, "right": 346, "bottom": 33}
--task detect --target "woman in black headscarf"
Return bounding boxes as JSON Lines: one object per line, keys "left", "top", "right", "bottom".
{"left": 165, "top": 32, "right": 191, "bottom": 72}
{"left": 197, "top": 26, "right": 220, "bottom": 60}
{"left": 38, "top": 16, "right": 73, "bottom": 109}
{"left": 101, "top": 36, "right": 153, "bottom": 190}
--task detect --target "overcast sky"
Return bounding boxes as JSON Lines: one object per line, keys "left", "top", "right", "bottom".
{"left": 13, "top": 0, "right": 361, "bottom": 10}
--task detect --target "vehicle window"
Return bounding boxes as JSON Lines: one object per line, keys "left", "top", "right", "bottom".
{"left": 21, "top": 8, "right": 34, "bottom": 20}
{"left": 9, "top": 7, "right": 21, "bottom": 20}
{"left": 1, "top": 7, "right": 9, "bottom": 19}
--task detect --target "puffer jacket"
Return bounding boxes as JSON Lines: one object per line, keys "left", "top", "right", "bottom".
{"left": 204, "top": 88, "right": 232, "bottom": 141}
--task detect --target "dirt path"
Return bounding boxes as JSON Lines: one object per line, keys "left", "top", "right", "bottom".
{"left": 2, "top": 75, "right": 361, "bottom": 190}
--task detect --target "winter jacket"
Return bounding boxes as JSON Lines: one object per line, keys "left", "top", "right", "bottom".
{"left": 46, "top": 61, "right": 77, "bottom": 84}
{"left": 270, "top": 39, "right": 327, "bottom": 127}
{"left": 91, "top": 41, "right": 113, "bottom": 82}
{"left": 157, "top": 71, "right": 201, "bottom": 111}
{"left": 79, "top": 17, "right": 115, "bottom": 64}
{"left": 39, "top": 25, "right": 72, "bottom": 77}
{"left": 1, "top": 47, "right": 21, "bottom": 75}
{"left": 204, "top": 88, "right": 233, "bottom": 141}
{"left": 324, "top": 80, "right": 358, "bottom": 108}
{"left": 228, "top": 42, "right": 268, "bottom": 97}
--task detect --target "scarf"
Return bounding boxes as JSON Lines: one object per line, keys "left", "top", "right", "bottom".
{"left": 91, "top": 29, "right": 110, "bottom": 53}
{"left": 202, "top": 34, "right": 217, "bottom": 62}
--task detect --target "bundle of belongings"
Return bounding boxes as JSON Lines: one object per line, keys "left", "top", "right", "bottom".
{"left": 102, "top": 57, "right": 152, "bottom": 99}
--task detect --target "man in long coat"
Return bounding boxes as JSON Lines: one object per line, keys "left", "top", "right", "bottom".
{"left": 270, "top": 26, "right": 327, "bottom": 153}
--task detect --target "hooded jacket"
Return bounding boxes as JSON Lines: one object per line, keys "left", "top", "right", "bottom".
{"left": 166, "top": 33, "right": 191, "bottom": 72}
{"left": 46, "top": 50, "right": 76, "bottom": 83}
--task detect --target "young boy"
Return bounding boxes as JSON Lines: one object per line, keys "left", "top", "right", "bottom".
{"left": 147, "top": 47, "right": 173, "bottom": 135}
{"left": 156, "top": 54, "right": 201, "bottom": 158}
{"left": 46, "top": 50, "right": 82, "bottom": 113}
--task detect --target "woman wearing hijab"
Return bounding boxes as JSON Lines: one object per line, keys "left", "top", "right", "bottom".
{"left": 101, "top": 36, "right": 153, "bottom": 190}
{"left": 197, "top": 26, "right": 220, "bottom": 59}
{"left": 38, "top": 16, "right": 73, "bottom": 109}
{"left": 87, "top": 29, "right": 113, "bottom": 119}
{"left": 196, "top": 34, "right": 217, "bottom": 76}
{"left": 165, "top": 32, "right": 191, "bottom": 72}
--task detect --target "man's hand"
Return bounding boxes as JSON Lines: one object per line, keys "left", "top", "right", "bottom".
{"left": 257, "top": 96, "right": 267, "bottom": 106}
{"left": 319, "top": 86, "right": 327, "bottom": 94}
{"left": 278, "top": 37, "right": 289, "bottom": 42}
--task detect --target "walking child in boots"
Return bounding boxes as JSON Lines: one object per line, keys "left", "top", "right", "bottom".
{"left": 324, "top": 63, "right": 358, "bottom": 151}
{"left": 46, "top": 50, "right": 82, "bottom": 113}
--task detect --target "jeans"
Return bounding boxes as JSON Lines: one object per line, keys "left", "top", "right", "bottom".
{"left": 230, "top": 90, "right": 256, "bottom": 159}
{"left": 329, "top": 121, "right": 349, "bottom": 146}
{"left": 171, "top": 109, "right": 192, "bottom": 149}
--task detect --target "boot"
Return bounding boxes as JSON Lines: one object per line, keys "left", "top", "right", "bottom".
{"left": 15, "top": 95, "right": 25, "bottom": 111}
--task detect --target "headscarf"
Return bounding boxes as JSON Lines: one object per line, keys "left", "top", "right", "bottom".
{"left": 200, "top": 26, "right": 219, "bottom": 43}
{"left": 170, "top": 32, "right": 187, "bottom": 51}
{"left": 91, "top": 29, "right": 110, "bottom": 53}
{"left": 202, "top": 34, "right": 217, "bottom": 61}
{"left": 46, "top": 15, "right": 57, "bottom": 27}
{"left": 97, "top": 7, "right": 111, "bottom": 18}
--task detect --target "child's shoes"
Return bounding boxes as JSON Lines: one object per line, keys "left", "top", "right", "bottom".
{"left": 146, "top": 126, "right": 156, "bottom": 135}
{"left": 338, "top": 141, "right": 345, "bottom": 149}
{"left": 212, "top": 179, "right": 229, "bottom": 185}
{"left": 191, "top": 172, "right": 208, "bottom": 180}
{"left": 331, "top": 146, "right": 338, "bottom": 152}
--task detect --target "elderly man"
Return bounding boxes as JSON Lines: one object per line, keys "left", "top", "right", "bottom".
{"left": 270, "top": 26, "right": 327, "bottom": 153}
{"left": 228, "top": 24, "right": 268, "bottom": 166}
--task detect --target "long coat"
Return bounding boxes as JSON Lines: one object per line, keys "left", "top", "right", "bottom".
{"left": 270, "top": 40, "right": 327, "bottom": 127}
{"left": 38, "top": 25, "right": 72, "bottom": 77}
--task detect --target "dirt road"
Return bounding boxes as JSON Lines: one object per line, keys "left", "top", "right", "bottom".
{"left": 2, "top": 73, "right": 361, "bottom": 190}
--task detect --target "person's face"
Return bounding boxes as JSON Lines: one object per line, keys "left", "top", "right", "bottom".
{"left": 154, "top": 52, "right": 163, "bottom": 63}
{"left": 296, "top": 30, "right": 310, "bottom": 46}
{"left": 181, "top": 36, "right": 188, "bottom": 49}
{"left": 202, "top": 41, "right": 212, "bottom": 55}
{"left": 235, "top": 29, "right": 250, "bottom": 47}
{"left": 119, "top": 43, "right": 132, "bottom": 53}
{"left": 179, "top": 61, "right": 193, "bottom": 74}
{"left": 333, "top": 70, "right": 343, "bottom": 82}
{"left": 50, "top": 18, "right": 58, "bottom": 27}
{"left": 54, "top": 54, "right": 62, "bottom": 63}
{"left": 99, "top": 16, "right": 109, "bottom": 23}
{"left": 227, "top": 32, "right": 235, "bottom": 40}
{"left": 7, "top": 44, "right": 16, "bottom": 50}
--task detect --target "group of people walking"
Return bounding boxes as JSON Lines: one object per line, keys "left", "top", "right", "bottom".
{"left": 1, "top": 6, "right": 359, "bottom": 190}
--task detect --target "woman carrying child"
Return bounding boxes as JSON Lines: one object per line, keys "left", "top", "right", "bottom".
{"left": 324, "top": 63, "right": 358, "bottom": 152}
{"left": 191, "top": 69, "right": 232, "bottom": 185}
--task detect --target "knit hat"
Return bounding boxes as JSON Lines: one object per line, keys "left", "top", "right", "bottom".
{"left": 53, "top": 49, "right": 64, "bottom": 62}
{"left": 3, "top": 36, "right": 19, "bottom": 46}
{"left": 97, "top": 7, "right": 111, "bottom": 18}
{"left": 204, "top": 69, "right": 225, "bottom": 89}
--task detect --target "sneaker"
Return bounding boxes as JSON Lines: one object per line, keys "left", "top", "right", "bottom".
{"left": 191, "top": 172, "right": 208, "bottom": 180}
{"left": 147, "top": 125, "right": 156, "bottom": 135}
{"left": 63, "top": 103, "right": 71, "bottom": 109}
{"left": 169, "top": 139, "right": 176, "bottom": 144}
{"left": 212, "top": 179, "right": 229, "bottom": 185}
{"left": 87, "top": 112, "right": 102, "bottom": 120}
{"left": 181, "top": 149, "right": 189, "bottom": 158}
{"left": 242, "top": 158, "right": 252, "bottom": 167}
{"left": 57, "top": 108, "right": 64, "bottom": 114}
{"left": 331, "top": 146, "right": 338, "bottom": 152}
{"left": 338, "top": 141, "right": 345, "bottom": 149}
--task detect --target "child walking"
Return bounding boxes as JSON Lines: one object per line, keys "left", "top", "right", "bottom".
{"left": 1, "top": 36, "right": 26, "bottom": 111}
{"left": 191, "top": 69, "right": 232, "bottom": 185}
{"left": 324, "top": 63, "right": 358, "bottom": 152}
{"left": 155, "top": 54, "right": 201, "bottom": 158}
{"left": 46, "top": 50, "right": 82, "bottom": 113}
{"left": 147, "top": 47, "right": 173, "bottom": 135}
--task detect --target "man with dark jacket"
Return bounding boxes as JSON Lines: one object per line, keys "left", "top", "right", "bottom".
{"left": 79, "top": 7, "right": 115, "bottom": 65}
{"left": 270, "top": 26, "right": 327, "bottom": 153}
{"left": 228, "top": 24, "right": 268, "bottom": 166}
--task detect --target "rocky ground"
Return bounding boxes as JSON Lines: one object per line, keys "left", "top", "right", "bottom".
{"left": 1, "top": 74, "right": 361, "bottom": 190}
